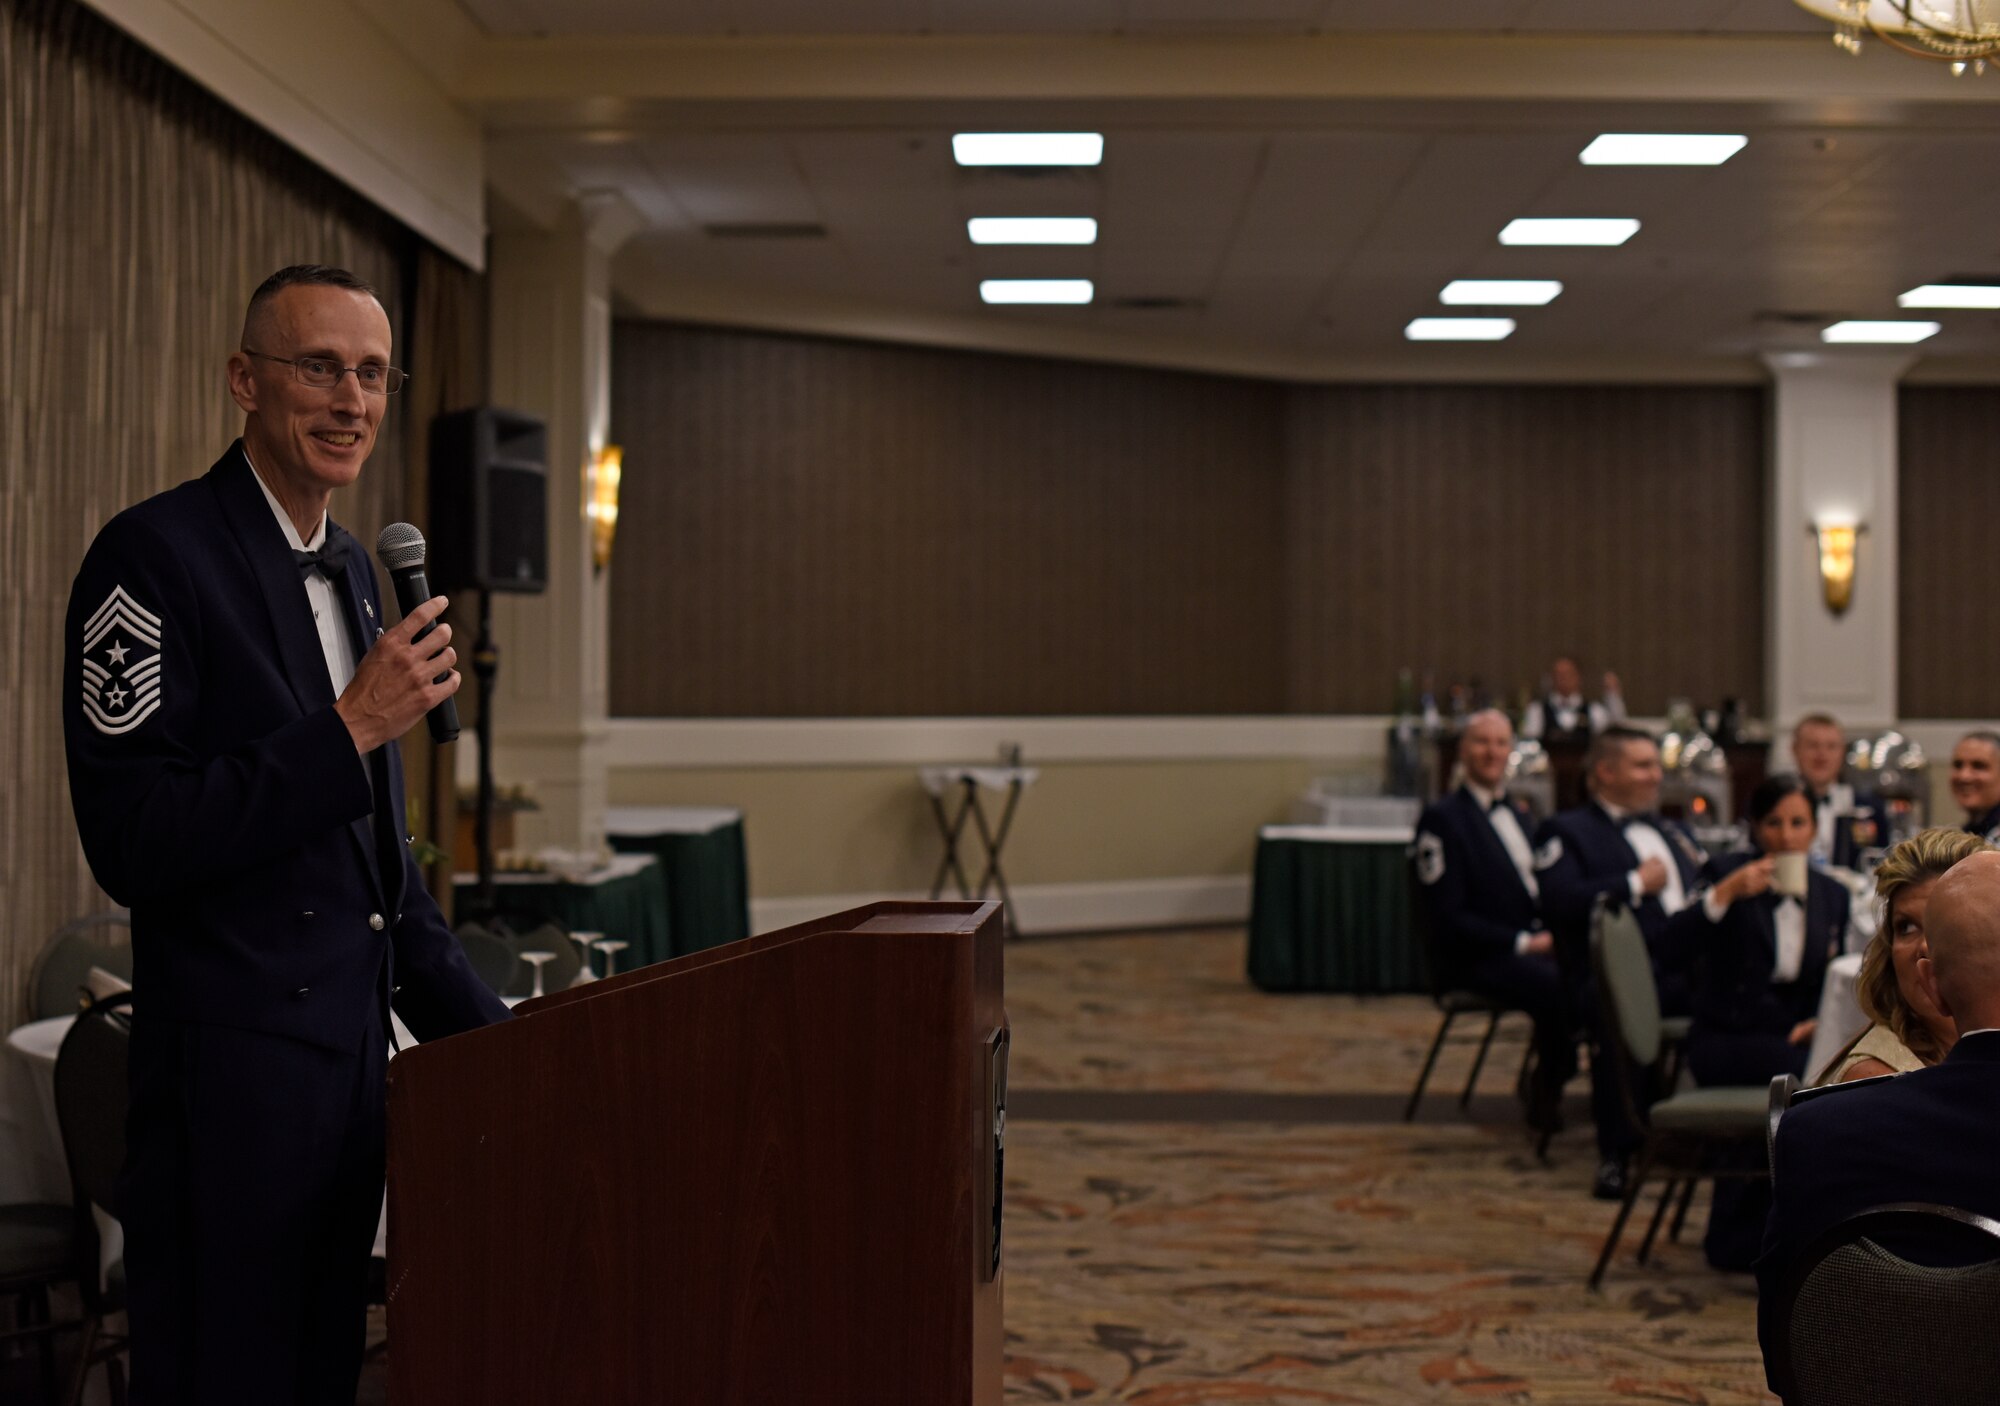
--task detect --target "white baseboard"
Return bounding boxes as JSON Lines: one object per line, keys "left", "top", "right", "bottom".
{"left": 749, "top": 874, "right": 1252, "bottom": 938}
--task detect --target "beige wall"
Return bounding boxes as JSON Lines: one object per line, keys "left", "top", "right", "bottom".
{"left": 609, "top": 757, "right": 1348, "bottom": 899}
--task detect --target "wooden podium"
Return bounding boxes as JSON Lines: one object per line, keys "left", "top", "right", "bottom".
{"left": 385, "top": 900, "right": 1008, "bottom": 1404}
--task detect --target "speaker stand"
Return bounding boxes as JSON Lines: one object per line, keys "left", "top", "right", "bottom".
{"left": 472, "top": 588, "right": 500, "bottom": 915}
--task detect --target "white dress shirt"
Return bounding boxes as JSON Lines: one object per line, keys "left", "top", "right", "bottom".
{"left": 247, "top": 449, "right": 358, "bottom": 696}
{"left": 1521, "top": 687, "right": 1625, "bottom": 741}
{"left": 1467, "top": 781, "right": 1541, "bottom": 953}
{"left": 1810, "top": 782, "right": 1856, "bottom": 863}
{"left": 1601, "top": 799, "right": 1690, "bottom": 915}
{"left": 1466, "top": 781, "right": 1538, "bottom": 899}
{"left": 1697, "top": 870, "right": 1807, "bottom": 982}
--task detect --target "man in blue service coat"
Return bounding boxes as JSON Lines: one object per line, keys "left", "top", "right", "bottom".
{"left": 1533, "top": 724, "right": 1705, "bottom": 1200}
{"left": 63, "top": 265, "right": 510, "bottom": 1404}
{"left": 1791, "top": 712, "right": 1883, "bottom": 870}
{"left": 1413, "top": 709, "right": 1575, "bottom": 1134}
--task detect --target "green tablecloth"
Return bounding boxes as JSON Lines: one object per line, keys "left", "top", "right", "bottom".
{"left": 454, "top": 855, "right": 672, "bottom": 972}
{"left": 1246, "top": 825, "right": 1427, "bottom": 994}
{"left": 606, "top": 807, "right": 752, "bottom": 956}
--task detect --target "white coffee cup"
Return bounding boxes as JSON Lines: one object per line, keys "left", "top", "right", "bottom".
{"left": 1772, "top": 850, "right": 1809, "bottom": 899}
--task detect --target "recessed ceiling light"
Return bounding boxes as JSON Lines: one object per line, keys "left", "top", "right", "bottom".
{"left": 1440, "top": 279, "right": 1563, "bottom": 306}
{"left": 1821, "top": 320, "right": 1941, "bottom": 344}
{"left": 1499, "top": 218, "right": 1640, "bottom": 247}
{"left": 1406, "top": 317, "right": 1516, "bottom": 342}
{"left": 967, "top": 217, "right": 1099, "bottom": 246}
{"left": 1898, "top": 284, "right": 2000, "bottom": 309}
{"left": 953, "top": 133, "right": 1104, "bottom": 167}
{"left": 981, "top": 279, "right": 1095, "bottom": 305}
{"left": 1580, "top": 134, "right": 1748, "bottom": 166}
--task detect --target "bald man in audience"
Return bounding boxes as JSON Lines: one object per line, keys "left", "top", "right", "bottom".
{"left": 1758, "top": 849, "right": 2000, "bottom": 1380}
{"left": 1413, "top": 709, "right": 1576, "bottom": 1135}
{"left": 1792, "top": 713, "right": 1883, "bottom": 869}
{"left": 1951, "top": 730, "right": 2000, "bottom": 845}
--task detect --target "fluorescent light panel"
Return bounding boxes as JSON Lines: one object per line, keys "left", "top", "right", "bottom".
{"left": 1406, "top": 317, "right": 1515, "bottom": 342}
{"left": 1899, "top": 284, "right": 2000, "bottom": 309}
{"left": 1821, "top": 320, "right": 1940, "bottom": 344}
{"left": 967, "top": 217, "right": 1098, "bottom": 245}
{"left": 980, "top": 279, "right": 1094, "bottom": 305}
{"left": 1499, "top": 218, "right": 1640, "bottom": 247}
{"left": 1580, "top": 133, "right": 1747, "bottom": 166}
{"left": 953, "top": 133, "right": 1104, "bottom": 166}
{"left": 1440, "top": 279, "right": 1562, "bottom": 306}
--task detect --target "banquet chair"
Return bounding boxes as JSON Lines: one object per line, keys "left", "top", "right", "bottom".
{"left": 1401, "top": 863, "right": 1537, "bottom": 1132}
{"left": 1767, "top": 1203, "right": 2000, "bottom": 1405}
{"left": 51, "top": 993, "right": 131, "bottom": 1405}
{"left": 28, "top": 916, "right": 132, "bottom": 1022}
{"left": 0, "top": 1199, "right": 75, "bottom": 1403}
{"left": 1587, "top": 899, "right": 1767, "bottom": 1289}
{"left": 454, "top": 922, "right": 522, "bottom": 997}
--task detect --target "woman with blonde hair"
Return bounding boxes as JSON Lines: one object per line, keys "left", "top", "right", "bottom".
{"left": 1818, "top": 827, "right": 1992, "bottom": 1083}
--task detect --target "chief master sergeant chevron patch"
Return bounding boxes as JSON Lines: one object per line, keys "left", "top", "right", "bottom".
{"left": 80, "top": 585, "right": 163, "bottom": 735}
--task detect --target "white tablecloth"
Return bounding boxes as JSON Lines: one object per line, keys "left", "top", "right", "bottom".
{"left": 454, "top": 852, "right": 656, "bottom": 886}
{"left": 918, "top": 765, "right": 1039, "bottom": 797}
{"left": 1805, "top": 952, "right": 1869, "bottom": 1083}
{"left": 605, "top": 805, "right": 741, "bottom": 836}
{"left": 1260, "top": 824, "right": 1413, "bottom": 845}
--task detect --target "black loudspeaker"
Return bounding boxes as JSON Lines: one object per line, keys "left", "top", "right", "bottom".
{"left": 428, "top": 407, "right": 548, "bottom": 594}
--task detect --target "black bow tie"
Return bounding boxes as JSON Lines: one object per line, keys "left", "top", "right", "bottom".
{"left": 293, "top": 546, "right": 346, "bottom": 582}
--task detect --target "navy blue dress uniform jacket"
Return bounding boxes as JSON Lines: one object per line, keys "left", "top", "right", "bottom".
{"left": 1664, "top": 851, "right": 1845, "bottom": 1038}
{"left": 1756, "top": 1030, "right": 2000, "bottom": 1380}
{"left": 1413, "top": 786, "right": 1540, "bottom": 973}
{"left": 1531, "top": 801, "right": 1706, "bottom": 978}
{"left": 1814, "top": 785, "right": 1886, "bottom": 870}
{"left": 1967, "top": 802, "right": 2000, "bottom": 848}
{"left": 63, "top": 442, "right": 507, "bottom": 1050}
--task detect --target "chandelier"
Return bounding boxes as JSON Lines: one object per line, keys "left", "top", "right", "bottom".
{"left": 1794, "top": 1, "right": 2000, "bottom": 73}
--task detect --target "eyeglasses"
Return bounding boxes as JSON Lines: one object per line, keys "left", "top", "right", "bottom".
{"left": 242, "top": 349, "right": 408, "bottom": 395}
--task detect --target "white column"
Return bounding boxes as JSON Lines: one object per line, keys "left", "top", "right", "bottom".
{"left": 1763, "top": 351, "right": 1911, "bottom": 733}
{"left": 484, "top": 194, "right": 641, "bottom": 851}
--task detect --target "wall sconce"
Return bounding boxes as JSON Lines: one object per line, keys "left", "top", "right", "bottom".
{"left": 1810, "top": 519, "right": 1864, "bottom": 617}
{"left": 587, "top": 443, "right": 622, "bottom": 574}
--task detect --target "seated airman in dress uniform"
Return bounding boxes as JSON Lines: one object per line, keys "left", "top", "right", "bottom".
{"left": 1413, "top": 709, "right": 1575, "bottom": 1135}
{"left": 1533, "top": 725, "right": 1707, "bottom": 1200}
{"left": 1792, "top": 712, "right": 1884, "bottom": 869}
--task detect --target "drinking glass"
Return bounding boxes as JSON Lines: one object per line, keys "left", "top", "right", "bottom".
{"left": 592, "top": 938, "right": 630, "bottom": 978}
{"left": 518, "top": 950, "right": 556, "bottom": 1000}
{"left": 568, "top": 930, "right": 602, "bottom": 986}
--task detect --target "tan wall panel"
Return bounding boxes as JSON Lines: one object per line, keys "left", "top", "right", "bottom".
{"left": 1284, "top": 383, "right": 1769, "bottom": 715}
{"left": 1899, "top": 387, "right": 2000, "bottom": 719}
{"left": 609, "top": 322, "right": 1288, "bottom": 717}
{"left": 607, "top": 758, "right": 1340, "bottom": 897}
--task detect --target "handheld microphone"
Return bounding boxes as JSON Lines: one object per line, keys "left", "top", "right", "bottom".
{"left": 375, "top": 522, "right": 461, "bottom": 745}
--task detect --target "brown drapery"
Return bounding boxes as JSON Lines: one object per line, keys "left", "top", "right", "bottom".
{"left": 1, "top": 0, "right": 485, "bottom": 1017}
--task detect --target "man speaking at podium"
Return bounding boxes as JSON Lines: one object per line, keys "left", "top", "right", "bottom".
{"left": 63, "top": 265, "right": 510, "bottom": 1403}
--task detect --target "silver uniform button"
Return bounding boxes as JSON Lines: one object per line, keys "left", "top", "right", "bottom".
{"left": 368, "top": 913, "right": 385, "bottom": 931}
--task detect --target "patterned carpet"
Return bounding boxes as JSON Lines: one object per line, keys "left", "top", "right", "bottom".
{"left": 998, "top": 928, "right": 1775, "bottom": 1405}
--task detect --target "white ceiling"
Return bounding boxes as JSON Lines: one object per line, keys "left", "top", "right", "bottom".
{"left": 458, "top": 4, "right": 2000, "bottom": 379}
{"left": 457, "top": 0, "right": 1823, "bottom": 38}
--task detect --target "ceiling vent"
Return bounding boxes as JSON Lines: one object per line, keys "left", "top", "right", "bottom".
{"left": 702, "top": 222, "right": 828, "bottom": 240}
{"left": 1108, "top": 296, "right": 1203, "bottom": 312}
{"left": 1753, "top": 309, "right": 1832, "bottom": 326}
